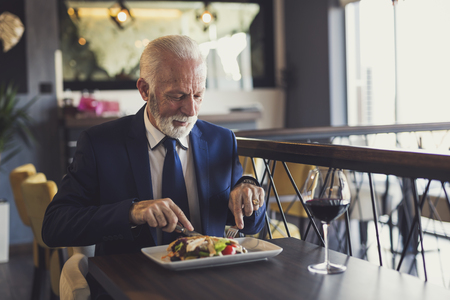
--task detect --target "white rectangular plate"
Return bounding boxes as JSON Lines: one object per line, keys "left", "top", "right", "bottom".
{"left": 141, "top": 237, "right": 283, "bottom": 271}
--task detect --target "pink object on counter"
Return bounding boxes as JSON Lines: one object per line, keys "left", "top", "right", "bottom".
{"left": 95, "top": 100, "right": 120, "bottom": 116}
{"left": 78, "top": 96, "right": 98, "bottom": 112}
{"left": 78, "top": 95, "right": 120, "bottom": 116}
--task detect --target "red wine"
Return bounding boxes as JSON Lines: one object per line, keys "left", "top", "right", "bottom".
{"left": 305, "top": 198, "right": 349, "bottom": 223}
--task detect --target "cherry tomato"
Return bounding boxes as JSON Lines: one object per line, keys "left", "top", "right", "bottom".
{"left": 222, "top": 245, "right": 236, "bottom": 255}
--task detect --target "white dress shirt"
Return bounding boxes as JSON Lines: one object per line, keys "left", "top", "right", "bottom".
{"left": 143, "top": 105, "right": 202, "bottom": 234}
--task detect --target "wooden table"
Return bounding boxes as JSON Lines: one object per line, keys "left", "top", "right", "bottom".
{"left": 88, "top": 238, "right": 450, "bottom": 300}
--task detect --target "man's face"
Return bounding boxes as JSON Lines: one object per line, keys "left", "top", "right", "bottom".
{"left": 147, "top": 58, "right": 206, "bottom": 139}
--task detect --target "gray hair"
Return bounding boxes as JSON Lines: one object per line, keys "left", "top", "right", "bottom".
{"left": 139, "top": 35, "right": 206, "bottom": 94}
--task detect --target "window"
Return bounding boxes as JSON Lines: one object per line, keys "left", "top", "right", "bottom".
{"left": 345, "top": 0, "right": 450, "bottom": 125}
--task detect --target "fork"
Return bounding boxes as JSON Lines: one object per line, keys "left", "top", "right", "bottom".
{"left": 226, "top": 226, "right": 239, "bottom": 238}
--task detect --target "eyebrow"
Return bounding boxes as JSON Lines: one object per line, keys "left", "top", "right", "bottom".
{"left": 166, "top": 89, "right": 205, "bottom": 95}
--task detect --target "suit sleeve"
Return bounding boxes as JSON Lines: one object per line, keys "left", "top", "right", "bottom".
{"left": 226, "top": 132, "right": 266, "bottom": 235}
{"left": 42, "top": 131, "right": 136, "bottom": 248}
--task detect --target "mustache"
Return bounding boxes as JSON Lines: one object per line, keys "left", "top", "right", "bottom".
{"left": 171, "top": 114, "right": 197, "bottom": 123}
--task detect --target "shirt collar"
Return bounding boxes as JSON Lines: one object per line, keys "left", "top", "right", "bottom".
{"left": 143, "top": 104, "right": 189, "bottom": 150}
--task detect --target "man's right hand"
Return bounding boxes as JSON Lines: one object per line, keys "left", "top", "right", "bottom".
{"left": 129, "top": 199, "right": 193, "bottom": 233}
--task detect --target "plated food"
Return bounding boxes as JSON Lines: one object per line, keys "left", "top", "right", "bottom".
{"left": 163, "top": 235, "right": 248, "bottom": 261}
{"left": 143, "top": 237, "right": 283, "bottom": 270}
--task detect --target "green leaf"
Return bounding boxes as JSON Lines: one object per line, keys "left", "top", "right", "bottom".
{"left": 214, "top": 239, "right": 229, "bottom": 253}
{"left": 0, "top": 81, "right": 38, "bottom": 166}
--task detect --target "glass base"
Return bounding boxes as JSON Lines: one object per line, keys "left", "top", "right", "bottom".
{"left": 308, "top": 262, "right": 347, "bottom": 274}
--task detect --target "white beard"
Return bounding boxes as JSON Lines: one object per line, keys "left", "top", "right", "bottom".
{"left": 149, "top": 94, "right": 197, "bottom": 139}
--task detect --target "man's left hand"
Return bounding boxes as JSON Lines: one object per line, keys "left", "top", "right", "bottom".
{"left": 229, "top": 182, "right": 265, "bottom": 230}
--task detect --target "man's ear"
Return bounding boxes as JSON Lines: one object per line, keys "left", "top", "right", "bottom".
{"left": 137, "top": 78, "right": 149, "bottom": 101}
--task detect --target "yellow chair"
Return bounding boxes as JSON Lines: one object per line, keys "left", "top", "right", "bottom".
{"left": 60, "top": 245, "right": 95, "bottom": 300}
{"left": 21, "top": 173, "right": 66, "bottom": 299}
{"left": 269, "top": 162, "right": 315, "bottom": 217}
{"left": 239, "top": 156, "right": 263, "bottom": 178}
{"left": 9, "top": 164, "right": 53, "bottom": 295}
{"left": 239, "top": 156, "right": 306, "bottom": 239}
{"left": 9, "top": 164, "right": 48, "bottom": 266}
{"left": 267, "top": 219, "right": 301, "bottom": 239}
{"left": 9, "top": 164, "right": 35, "bottom": 228}
{"left": 237, "top": 158, "right": 304, "bottom": 239}
{"left": 268, "top": 162, "right": 316, "bottom": 235}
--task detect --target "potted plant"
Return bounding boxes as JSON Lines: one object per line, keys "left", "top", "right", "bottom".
{"left": 0, "top": 82, "right": 37, "bottom": 167}
{"left": 0, "top": 82, "right": 37, "bottom": 263}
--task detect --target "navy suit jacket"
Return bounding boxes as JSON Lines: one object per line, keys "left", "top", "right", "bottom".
{"left": 42, "top": 105, "right": 265, "bottom": 256}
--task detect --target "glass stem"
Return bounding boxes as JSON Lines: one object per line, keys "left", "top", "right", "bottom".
{"left": 322, "top": 222, "right": 330, "bottom": 268}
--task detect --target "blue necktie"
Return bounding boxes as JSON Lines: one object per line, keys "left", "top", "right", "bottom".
{"left": 161, "top": 137, "right": 190, "bottom": 244}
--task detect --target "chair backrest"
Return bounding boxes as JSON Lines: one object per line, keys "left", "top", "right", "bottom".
{"left": 270, "top": 162, "right": 316, "bottom": 197}
{"left": 239, "top": 156, "right": 264, "bottom": 178}
{"left": 9, "top": 163, "right": 36, "bottom": 227}
{"left": 60, "top": 245, "right": 95, "bottom": 300}
{"left": 21, "top": 173, "right": 66, "bottom": 297}
{"left": 21, "top": 173, "right": 58, "bottom": 248}
{"left": 268, "top": 163, "right": 316, "bottom": 219}
{"left": 60, "top": 253, "right": 91, "bottom": 300}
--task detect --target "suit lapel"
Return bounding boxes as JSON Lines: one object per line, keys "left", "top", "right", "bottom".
{"left": 190, "top": 125, "right": 210, "bottom": 234}
{"left": 126, "top": 105, "right": 157, "bottom": 244}
{"left": 126, "top": 106, "right": 153, "bottom": 200}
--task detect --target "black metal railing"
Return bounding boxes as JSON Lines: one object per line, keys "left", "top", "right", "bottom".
{"left": 237, "top": 136, "right": 450, "bottom": 285}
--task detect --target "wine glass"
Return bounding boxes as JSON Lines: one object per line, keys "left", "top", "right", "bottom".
{"left": 302, "top": 167, "right": 351, "bottom": 274}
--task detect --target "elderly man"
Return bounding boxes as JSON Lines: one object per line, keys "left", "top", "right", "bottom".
{"left": 42, "top": 35, "right": 266, "bottom": 257}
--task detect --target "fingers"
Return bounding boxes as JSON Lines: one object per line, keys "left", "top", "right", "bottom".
{"left": 253, "top": 189, "right": 265, "bottom": 211}
{"left": 242, "top": 187, "right": 254, "bottom": 216}
{"left": 170, "top": 203, "right": 194, "bottom": 232}
{"left": 241, "top": 185, "right": 264, "bottom": 215}
{"left": 144, "top": 200, "right": 174, "bottom": 229}
{"left": 231, "top": 196, "right": 245, "bottom": 230}
{"left": 130, "top": 198, "right": 193, "bottom": 232}
{"left": 229, "top": 183, "right": 265, "bottom": 230}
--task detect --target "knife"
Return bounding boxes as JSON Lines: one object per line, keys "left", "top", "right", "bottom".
{"left": 175, "top": 224, "right": 203, "bottom": 237}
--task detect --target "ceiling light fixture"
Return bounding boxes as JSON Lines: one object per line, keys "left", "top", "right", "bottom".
{"left": 196, "top": 2, "right": 217, "bottom": 31}
{"left": 109, "top": 1, "right": 134, "bottom": 29}
{"left": 67, "top": 6, "right": 80, "bottom": 22}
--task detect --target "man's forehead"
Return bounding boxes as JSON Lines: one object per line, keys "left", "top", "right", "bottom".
{"left": 159, "top": 62, "right": 206, "bottom": 85}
